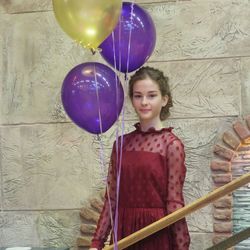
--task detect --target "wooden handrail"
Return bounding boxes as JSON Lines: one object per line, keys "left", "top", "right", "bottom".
{"left": 104, "top": 172, "right": 250, "bottom": 250}
{"left": 206, "top": 227, "right": 250, "bottom": 250}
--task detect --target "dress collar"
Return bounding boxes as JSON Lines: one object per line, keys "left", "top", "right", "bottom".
{"left": 134, "top": 122, "right": 173, "bottom": 135}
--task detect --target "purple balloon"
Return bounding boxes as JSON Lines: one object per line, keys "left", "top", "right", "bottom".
{"left": 61, "top": 62, "right": 124, "bottom": 134}
{"left": 100, "top": 2, "right": 156, "bottom": 73}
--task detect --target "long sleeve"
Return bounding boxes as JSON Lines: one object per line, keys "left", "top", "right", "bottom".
{"left": 166, "top": 138, "right": 190, "bottom": 250}
{"left": 91, "top": 143, "right": 117, "bottom": 249}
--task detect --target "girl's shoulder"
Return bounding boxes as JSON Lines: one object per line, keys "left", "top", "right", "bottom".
{"left": 164, "top": 130, "right": 185, "bottom": 150}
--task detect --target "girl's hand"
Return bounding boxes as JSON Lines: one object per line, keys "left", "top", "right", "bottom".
{"left": 89, "top": 248, "right": 98, "bottom": 250}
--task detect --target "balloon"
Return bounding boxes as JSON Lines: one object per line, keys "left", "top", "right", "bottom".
{"left": 52, "top": 0, "right": 122, "bottom": 50}
{"left": 100, "top": 2, "right": 156, "bottom": 73}
{"left": 61, "top": 62, "right": 124, "bottom": 134}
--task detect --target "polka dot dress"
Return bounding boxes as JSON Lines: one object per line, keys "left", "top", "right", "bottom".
{"left": 91, "top": 123, "right": 190, "bottom": 250}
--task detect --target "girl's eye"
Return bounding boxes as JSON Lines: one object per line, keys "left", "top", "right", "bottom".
{"left": 149, "top": 94, "right": 157, "bottom": 98}
{"left": 133, "top": 95, "right": 141, "bottom": 99}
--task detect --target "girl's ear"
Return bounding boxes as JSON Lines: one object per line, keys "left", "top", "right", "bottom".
{"left": 162, "top": 95, "right": 169, "bottom": 107}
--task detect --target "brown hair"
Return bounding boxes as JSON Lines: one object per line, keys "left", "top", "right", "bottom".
{"left": 129, "top": 66, "right": 173, "bottom": 120}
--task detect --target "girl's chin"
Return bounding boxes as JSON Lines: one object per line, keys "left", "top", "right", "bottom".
{"left": 138, "top": 115, "right": 153, "bottom": 121}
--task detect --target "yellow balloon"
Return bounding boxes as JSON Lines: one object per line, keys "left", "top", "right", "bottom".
{"left": 52, "top": 0, "right": 122, "bottom": 50}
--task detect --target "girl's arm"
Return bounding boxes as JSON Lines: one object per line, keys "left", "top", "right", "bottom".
{"left": 166, "top": 138, "right": 190, "bottom": 250}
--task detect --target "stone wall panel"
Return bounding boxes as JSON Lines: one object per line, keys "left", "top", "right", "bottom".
{"left": 149, "top": 59, "right": 241, "bottom": 117}
{"left": 190, "top": 232, "right": 213, "bottom": 250}
{"left": 1, "top": 123, "right": 102, "bottom": 210}
{"left": 0, "top": 211, "right": 41, "bottom": 246}
{"left": 0, "top": 1, "right": 51, "bottom": 13}
{"left": 0, "top": 210, "right": 80, "bottom": 248}
{"left": 240, "top": 58, "right": 250, "bottom": 115}
{"left": 148, "top": 0, "right": 250, "bottom": 61}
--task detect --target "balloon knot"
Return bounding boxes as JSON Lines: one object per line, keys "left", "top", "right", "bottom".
{"left": 90, "top": 48, "right": 96, "bottom": 55}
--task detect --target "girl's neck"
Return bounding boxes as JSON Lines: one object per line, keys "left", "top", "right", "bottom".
{"left": 139, "top": 119, "right": 163, "bottom": 132}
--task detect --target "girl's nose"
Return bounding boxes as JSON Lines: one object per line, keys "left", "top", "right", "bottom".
{"left": 141, "top": 96, "right": 148, "bottom": 105}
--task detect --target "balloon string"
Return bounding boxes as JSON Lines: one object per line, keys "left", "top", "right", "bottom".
{"left": 96, "top": 135, "right": 115, "bottom": 233}
{"left": 113, "top": 1, "right": 135, "bottom": 243}
{"left": 97, "top": 134, "right": 115, "bottom": 243}
{"left": 93, "top": 64, "right": 105, "bottom": 176}
{"left": 111, "top": 10, "right": 119, "bottom": 249}
{"left": 105, "top": 164, "right": 115, "bottom": 244}
{"left": 113, "top": 131, "right": 119, "bottom": 249}
{"left": 96, "top": 135, "right": 106, "bottom": 182}
{"left": 93, "top": 64, "right": 103, "bottom": 135}
{"left": 94, "top": 63, "right": 116, "bottom": 241}
{"left": 118, "top": 14, "right": 122, "bottom": 72}
{"left": 111, "top": 12, "right": 126, "bottom": 249}
{"left": 111, "top": 31, "right": 117, "bottom": 72}
{"left": 112, "top": 36, "right": 121, "bottom": 250}
{"left": 125, "top": 1, "right": 135, "bottom": 75}
{"left": 113, "top": 102, "right": 125, "bottom": 250}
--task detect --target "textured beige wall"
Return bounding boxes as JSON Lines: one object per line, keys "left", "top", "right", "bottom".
{"left": 0, "top": 0, "right": 249, "bottom": 249}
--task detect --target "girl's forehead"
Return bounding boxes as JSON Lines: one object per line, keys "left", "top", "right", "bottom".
{"left": 133, "top": 78, "right": 160, "bottom": 91}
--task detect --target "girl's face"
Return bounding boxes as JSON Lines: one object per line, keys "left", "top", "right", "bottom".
{"left": 131, "top": 78, "right": 168, "bottom": 123}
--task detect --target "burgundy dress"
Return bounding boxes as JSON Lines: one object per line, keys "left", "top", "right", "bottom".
{"left": 91, "top": 123, "right": 190, "bottom": 250}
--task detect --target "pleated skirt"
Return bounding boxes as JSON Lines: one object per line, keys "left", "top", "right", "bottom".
{"left": 113, "top": 207, "right": 172, "bottom": 250}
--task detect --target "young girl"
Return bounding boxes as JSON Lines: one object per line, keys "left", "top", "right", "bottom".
{"left": 90, "top": 66, "right": 190, "bottom": 250}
